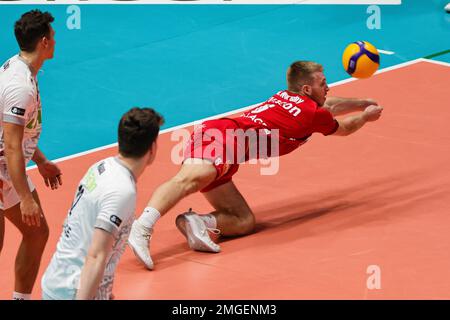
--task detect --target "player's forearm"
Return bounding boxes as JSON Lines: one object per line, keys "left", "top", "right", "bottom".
{"left": 4, "top": 143, "right": 34, "bottom": 201}
{"left": 76, "top": 254, "right": 108, "bottom": 300}
{"left": 32, "top": 147, "right": 48, "bottom": 165}
{"left": 338, "top": 113, "right": 368, "bottom": 136}
{"left": 325, "top": 97, "right": 366, "bottom": 116}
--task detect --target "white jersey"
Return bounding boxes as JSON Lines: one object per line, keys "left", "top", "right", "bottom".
{"left": 0, "top": 55, "right": 42, "bottom": 165}
{"left": 42, "top": 157, "right": 137, "bottom": 300}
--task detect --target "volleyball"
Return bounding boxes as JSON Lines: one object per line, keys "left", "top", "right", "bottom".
{"left": 342, "top": 41, "right": 380, "bottom": 79}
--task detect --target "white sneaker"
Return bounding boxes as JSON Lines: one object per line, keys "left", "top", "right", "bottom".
{"left": 128, "top": 220, "right": 154, "bottom": 270}
{"left": 446, "top": 3, "right": 450, "bottom": 13}
{"left": 175, "top": 210, "right": 221, "bottom": 253}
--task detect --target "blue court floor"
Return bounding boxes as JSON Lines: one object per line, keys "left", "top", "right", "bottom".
{"left": 0, "top": 1, "right": 449, "bottom": 160}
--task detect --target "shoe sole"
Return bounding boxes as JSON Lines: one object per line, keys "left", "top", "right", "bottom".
{"left": 176, "top": 214, "right": 220, "bottom": 253}
{"left": 128, "top": 238, "right": 154, "bottom": 270}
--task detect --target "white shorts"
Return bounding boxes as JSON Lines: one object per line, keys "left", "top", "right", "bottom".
{"left": 0, "top": 163, "right": 35, "bottom": 210}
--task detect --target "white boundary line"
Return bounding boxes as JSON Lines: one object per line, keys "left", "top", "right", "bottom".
{"left": 378, "top": 49, "right": 395, "bottom": 55}
{"left": 26, "top": 57, "right": 446, "bottom": 170}
{"left": 420, "top": 57, "right": 450, "bottom": 68}
{"left": 0, "top": 0, "right": 402, "bottom": 5}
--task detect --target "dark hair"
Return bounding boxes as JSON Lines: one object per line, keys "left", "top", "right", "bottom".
{"left": 118, "top": 107, "right": 164, "bottom": 158}
{"left": 14, "top": 10, "right": 54, "bottom": 52}
{"left": 287, "top": 61, "right": 323, "bottom": 91}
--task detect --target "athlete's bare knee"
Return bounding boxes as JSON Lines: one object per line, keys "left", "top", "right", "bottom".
{"left": 237, "top": 214, "right": 255, "bottom": 235}
{"left": 172, "top": 174, "right": 204, "bottom": 196}
{"left": 23, "top": 222, "right": 49, "bottom": 249}
{"left": 0, "top": 230, "right": 3, "bottom": 253}
{"left": 0, "top": 214, "right": 4, "bottom": 253}
{"left": 221, "top": 208, "right": 255, "bottom": 236}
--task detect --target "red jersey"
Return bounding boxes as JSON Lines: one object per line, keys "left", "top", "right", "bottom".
{"left": 183, "top": 90, "right": 339, "bottom": 192}
{"left": 232, "top": 90, "right": 338, "bottom": 157}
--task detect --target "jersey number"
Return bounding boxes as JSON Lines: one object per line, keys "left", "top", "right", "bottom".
{"left": 69, "top": 184, "right": 85, "bottom": 216}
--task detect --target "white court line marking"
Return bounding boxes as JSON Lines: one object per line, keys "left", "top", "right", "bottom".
{"left": 27, "top": 58, "right": 446, "bottom": 170}
{"left": 378, "top": 49, "right": 395, "bottom": 55}
{"left": 420, "top": 58, "right": 450, "bottom": 68}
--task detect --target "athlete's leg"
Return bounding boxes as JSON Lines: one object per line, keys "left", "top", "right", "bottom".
{"left": 174, "top": 181, "right": 254, "bottom": 253}
{"left": 0, "top": 210, "right": 4, "bottom": 254}
{"left": 4, "top": 190, "right": 49, "bottom": 294}
{"left": 146, "top": 158, "right": 217, "bottom": 215}
{"left": 0, "top": 180, "right": 4, "bottom": 254}
{"left": 204, "top": 181, "right": 255, "bottom": 237}
{"left": 129, "top": 159, "right": 217, "bottom": 269}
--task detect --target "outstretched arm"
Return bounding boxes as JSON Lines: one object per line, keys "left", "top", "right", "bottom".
{"left": 333, "top": 105, "right": 383, "bottom": 136}
{"left": 324, "top": 97, "right": 378, "bottom": 116}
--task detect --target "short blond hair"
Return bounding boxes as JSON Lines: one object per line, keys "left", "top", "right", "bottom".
{"left": 287, "top": 61, "right": 323, "bottom": 92}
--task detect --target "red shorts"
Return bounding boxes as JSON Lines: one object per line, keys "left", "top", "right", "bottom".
{"left": 183, "top": 118, "right": 244, "bottom": 193}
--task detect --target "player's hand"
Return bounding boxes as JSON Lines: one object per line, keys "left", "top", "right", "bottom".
{"left": 364, "top": 98, "right": 378, "bottom": 106}
{"left": 358, "top": 98, "right": 378, "bottom": 110}
{"left": 37, "top": 160, "right": 62, "bottom": 190}
{"left": 20, "top": 196, "right": 42, "bottom": 227}
{"left": 363, "top": 105, "right": 383, "bottom": 122}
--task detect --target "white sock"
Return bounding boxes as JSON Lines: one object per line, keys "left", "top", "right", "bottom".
{"left": 199, "top": 214, "right": 217, "bottom": 229}
{"left": 13, "top": 292, "right": 31, "bottom": 300}
{"left": 137, "top": 207, "right": 161, "bottom": 229}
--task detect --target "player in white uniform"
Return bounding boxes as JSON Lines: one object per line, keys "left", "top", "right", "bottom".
{"left": 0, "top": 10, "right": 62, "bottom": 300}
{"left": 42, "top": 108, "right": 163, "bottom": 300}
